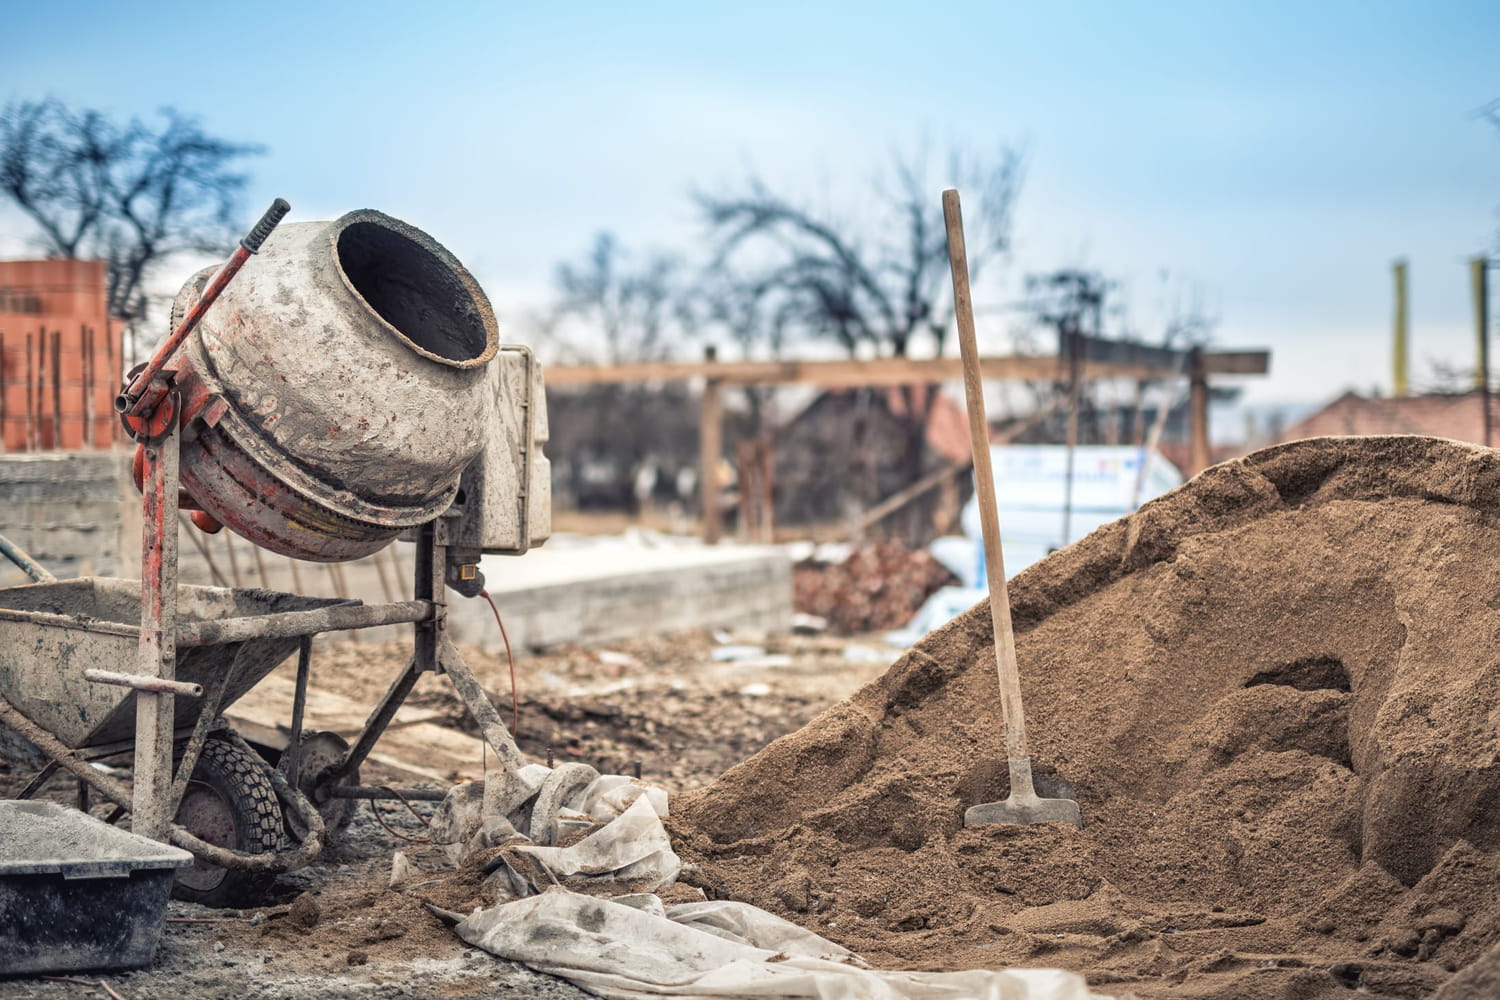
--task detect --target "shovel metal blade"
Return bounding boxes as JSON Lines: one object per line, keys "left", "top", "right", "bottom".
{"left": 964, "top": 792, "right": 1082, "bottom": 828}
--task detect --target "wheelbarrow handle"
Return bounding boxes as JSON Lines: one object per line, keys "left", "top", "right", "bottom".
{"left": 0, "top": 531, "right": 56, "bottom": 583}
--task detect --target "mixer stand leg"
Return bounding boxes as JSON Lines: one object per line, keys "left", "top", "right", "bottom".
{"left": 336, "top": 654, "right": 422, "bottom": 782}
{"left": 133, "top": 406, "right": 182, "bottom": 840}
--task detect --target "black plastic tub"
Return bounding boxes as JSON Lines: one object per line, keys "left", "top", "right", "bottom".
{"left": 0, "top": 800, "right": 194, "bottom": 976}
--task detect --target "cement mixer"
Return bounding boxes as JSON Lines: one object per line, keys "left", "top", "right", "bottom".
{"left": 0, "top": 199, "right": 552, "bottom": 905}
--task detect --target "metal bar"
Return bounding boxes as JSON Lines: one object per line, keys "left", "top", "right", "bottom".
{"left": 326, "top": 561, "right": 359, "bottom": 644}
{"left": 18, "top": 761, "right": 60, "bottom": 799}
{"left": 118, "top": 198, "right": 289, "bottom": 418}
{"left": 84, "top": 668, "right": 203, "bottom": 697}
{"left": 335, "top": 656, "right": 423, "bottom": 781}
{"left": 49, "top": 330, "right": 60, "bottom": 448}
{"left": 26, "top": 331, "right": 36, "bottom": 451}
{"left": 179, "top": 511, "right": 230, "bottom": 587}
{"left": 0, "top": 530, "right": 57, "bottom": 583}
{"left": 324, "top": 786, "right": 448, "bottom": 802}
{"left": 222, "top": 529, "right": 243, "bottom": 588}
{"left": 0, "top": 604, "right": 137, "bottom": 636}
{"left": 174, "top": 600, "right": 433, "bottom": 647}
{"left": 0, "top": 692, "right": 135, "bottom": 811}
{"left": 166, "top": 645, "right": 241, "bottom": 824}
{"left": 249, "top": 542, "right": 270, "bottom": 589}
{"left": 438, "top": 635, "right": 528, "bottom": 774}
{"left": 132, "top": 409, "right": 181, "bottom": 840}
{"left": 372, "top": 547, "right": 397, "bottom": 603}
{"left": 83, "top": 324, "right": 94, "bottom": 448}
{"left": 281, "top": 638, "right": 312, "bottom": 790}
{"left": 414, "top": 521, "right": 438, "bottom": 663}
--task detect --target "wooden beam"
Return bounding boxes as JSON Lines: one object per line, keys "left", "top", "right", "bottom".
{"left": 546, "top": 350, "right": 1269, "bottom": 388}
{"left": 1200, "top": 351, "right": 1270, "bottom": 376}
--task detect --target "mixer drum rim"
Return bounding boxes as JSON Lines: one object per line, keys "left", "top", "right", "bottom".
{"left": 327, "top": 209, "right": 498, "bottom": 371}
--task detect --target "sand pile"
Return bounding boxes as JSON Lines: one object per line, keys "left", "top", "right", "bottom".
{"left": 672, "top": 437, "right": 1500, "bottom": 999}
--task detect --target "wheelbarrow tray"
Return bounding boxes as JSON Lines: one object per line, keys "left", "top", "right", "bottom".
{"left": 0, "top": 578, "right": 355, "bottom": 749}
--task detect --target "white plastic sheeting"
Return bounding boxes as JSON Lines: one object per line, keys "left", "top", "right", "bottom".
{"left": 457, "top": 888, "right": 1108, "bottom": 1000}
{"left": 428, "top": 765, "right": 1111, "bottom": 1000}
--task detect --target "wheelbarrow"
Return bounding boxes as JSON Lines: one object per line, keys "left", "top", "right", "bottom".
{"left": 0, "top": 530, "right": 530, "bottom": 906}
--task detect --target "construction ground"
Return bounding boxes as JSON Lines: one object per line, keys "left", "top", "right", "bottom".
{"left": 5, "top": 437, "right": 1500, "bottom": 999}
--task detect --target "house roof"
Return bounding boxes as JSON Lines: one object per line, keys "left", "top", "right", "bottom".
{"left": 1278, "top": 390, "right": 1500, "bottom": 444}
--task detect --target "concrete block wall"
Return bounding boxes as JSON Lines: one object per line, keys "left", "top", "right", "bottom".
{"left": 0, "top": 450, "right": 793, "bottom": 655}
{"left": 0, "top": 451, "right": 131, "bottom": 586}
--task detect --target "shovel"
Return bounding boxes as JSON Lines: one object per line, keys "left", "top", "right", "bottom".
{"left": 943, "top": 189, "right": 1082, "bottom": 829}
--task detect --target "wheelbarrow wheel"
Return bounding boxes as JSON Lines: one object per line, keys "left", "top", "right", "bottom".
{"left": 172, "top": 733, "right": 284, "bottom": 907}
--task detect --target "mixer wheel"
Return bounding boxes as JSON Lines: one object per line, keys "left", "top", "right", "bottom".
{"left": 279, "top": 731, "right": 359, "bottom": 843}
{"left": 171, "top": 734, "right": 284, "bottom": 907}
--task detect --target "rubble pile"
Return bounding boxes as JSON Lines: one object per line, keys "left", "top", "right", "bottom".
{"left": 793, "top": 541, "right": 957, "bottom": 634}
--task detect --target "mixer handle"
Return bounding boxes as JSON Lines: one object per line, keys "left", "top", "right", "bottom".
{"left": 118, "top": 197, "right": 292, "bottom": 430}
{"left": 242, "top": 197, "right": 292, "bottom": 254}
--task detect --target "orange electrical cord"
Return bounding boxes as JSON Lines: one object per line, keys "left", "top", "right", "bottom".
{"left": 479, "top": 589, "right": 519, "bottom": 734}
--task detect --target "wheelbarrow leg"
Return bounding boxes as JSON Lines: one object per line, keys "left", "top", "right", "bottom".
{"left": 134, "top": 416, "right": 181, "bottom": 840}
{"left": 165, "top": 642, "right": 244, "bottom": 819}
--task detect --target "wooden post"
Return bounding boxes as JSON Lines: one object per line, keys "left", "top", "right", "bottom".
{"left": 1189, "top": 347, "right": 1211, "bottom": 475}
{"left": 758, "top": 436, "right": 774, "bottom": 543}
{"left": 1473, "top": 256, "right": 1490, "bottom": 447}
{"left": 700, "top": 347, "right": 723, "bottom": 545}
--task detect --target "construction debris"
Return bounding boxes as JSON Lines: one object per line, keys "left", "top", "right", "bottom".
{"left": 794, "top": 541, "right": 957, "bottom": 634}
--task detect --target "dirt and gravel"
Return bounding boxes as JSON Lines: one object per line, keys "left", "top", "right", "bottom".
{"left": 672, "top": 436, "right": 1500, "bottom": 999}
{"left": 0, "top": 628, "right": 896, "bottom": 999}
{"left": 9, "top": 434, "right": 1500, "bottom": 999}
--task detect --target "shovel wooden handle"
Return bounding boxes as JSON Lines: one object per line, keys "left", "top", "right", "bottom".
{"left": 942, "top": 188, "right": 1036, "bottom": 801}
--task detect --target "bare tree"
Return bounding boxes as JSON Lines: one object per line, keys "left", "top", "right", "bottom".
{"left": 696, "top": 146, "right": 1024, "bottom": 506}
{"left": 0, "top": 98, "right": 262, "bottom": 328}
{"left": 697, "top": 147, "right": 1021, "bottom": 359}
{"left": 550, "top": 232, "right": 685, "bottom": 364}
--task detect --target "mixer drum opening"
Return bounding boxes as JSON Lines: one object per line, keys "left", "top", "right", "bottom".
{"left": 335, "top": 220, "right": 491, "bottom": 366}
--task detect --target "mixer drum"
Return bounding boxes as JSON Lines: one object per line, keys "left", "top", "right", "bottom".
{"left": 174, "top": 210, "right": 498, "bottom": 562}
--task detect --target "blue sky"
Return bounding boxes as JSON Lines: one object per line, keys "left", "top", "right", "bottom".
{"left": 3, "top": 0, "right": 1498, "bottom": 410}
